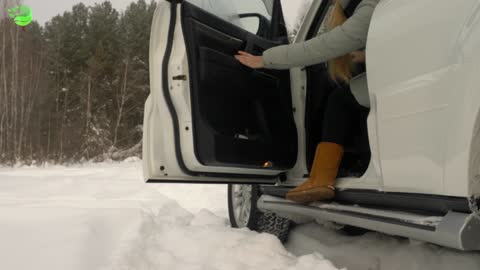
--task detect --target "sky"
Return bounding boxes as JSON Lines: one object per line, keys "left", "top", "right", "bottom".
{"left": 7, "top": 0, "right": 304, "bottom": 27}
{"left": 23, "top": 0, "right": 134, "bottom": 24}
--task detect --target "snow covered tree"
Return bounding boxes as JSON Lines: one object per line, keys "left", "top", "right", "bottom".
{"left": 1, "top": 0, "right": 156, "bottom": 164}
{"left": 287, "top": 0, "right": 313, "bottom": 41}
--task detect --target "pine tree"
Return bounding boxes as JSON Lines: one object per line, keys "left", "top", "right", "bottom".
{"left": 2, "top": 0, "right": 157, "bottom": 164}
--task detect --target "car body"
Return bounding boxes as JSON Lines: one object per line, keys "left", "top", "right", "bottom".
{"left": 143, "top": 0, "right": 480, "bottom": 250}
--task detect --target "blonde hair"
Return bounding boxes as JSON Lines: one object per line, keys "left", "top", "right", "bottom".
{"left": 327, "top": 0, "right": 353, "bottom": 83}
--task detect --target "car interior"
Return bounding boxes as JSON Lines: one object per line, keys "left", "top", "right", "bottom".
{"left": 304, "top": 0, "right": 371, "bottom": 178}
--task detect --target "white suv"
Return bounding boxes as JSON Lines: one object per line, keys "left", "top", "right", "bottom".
{"left": 143, "top": 0, "right": 480, "bottom": 250}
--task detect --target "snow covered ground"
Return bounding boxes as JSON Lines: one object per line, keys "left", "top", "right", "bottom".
{"left": 0, "top": 161, "right": 479, "bottom": 270}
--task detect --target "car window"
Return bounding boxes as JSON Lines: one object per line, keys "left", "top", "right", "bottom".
{"left": 186, "top": 0, "right": 271, "bottom": 34}
{"left": 318, "top": 3, "right": 335, "bottom": 35}
{"left": 236, "top": 0, "right": 271, "bottom": 19}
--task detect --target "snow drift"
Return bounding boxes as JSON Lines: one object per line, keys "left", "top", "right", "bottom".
{"left": 0, "top": 161, "right": 479, "bottom": 270}
{"left": 109, "top": 202, "right": 341, "bottom": 270}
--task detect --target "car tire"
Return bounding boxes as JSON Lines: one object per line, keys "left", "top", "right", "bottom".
{"left": 228, "top": 184, "right": 292, "bottom": 243}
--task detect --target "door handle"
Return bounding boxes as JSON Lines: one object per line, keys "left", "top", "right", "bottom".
{"left": 244, "top": 37, "right": 255, "bottom": 54}
{"left": 244, "top": 35, "right": 281, "bottom": 54}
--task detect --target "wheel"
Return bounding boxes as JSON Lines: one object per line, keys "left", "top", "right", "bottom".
{"left": 228, "top": 184, "right": 258, "bottom": 229}
{"left": 228, "top": 184, "right": 292, "bottom": 243}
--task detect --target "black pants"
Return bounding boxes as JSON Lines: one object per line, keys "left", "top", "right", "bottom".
{"left": 322, "top": 87, "right": 367, "bottom": 146}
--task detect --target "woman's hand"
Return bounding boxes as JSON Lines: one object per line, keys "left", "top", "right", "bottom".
{"left": 350, "top": 51, "right": 366, "bottom": 63}
{"left": 234, "top": 51, "right": 264, "bottom": 69}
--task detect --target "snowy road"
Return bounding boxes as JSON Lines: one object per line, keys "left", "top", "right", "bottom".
{"left": 0, "top": 161, "right": 479, "bottom": 270}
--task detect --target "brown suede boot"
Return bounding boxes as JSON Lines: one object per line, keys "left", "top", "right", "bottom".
{"left": 286, "top": 142, "right": 344, "bottom": 204}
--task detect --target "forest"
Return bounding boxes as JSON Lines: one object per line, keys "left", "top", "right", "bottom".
{"left": 0, "top": 0, "right": 156, "bottom": 165}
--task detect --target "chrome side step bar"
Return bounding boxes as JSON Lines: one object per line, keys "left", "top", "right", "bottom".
{"left": 257, "top": 195, "right": 480, "bottom": 251}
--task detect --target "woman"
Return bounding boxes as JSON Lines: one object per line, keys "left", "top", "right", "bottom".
{"left": 235, "top": 0, "right": 380, "bottom": 204}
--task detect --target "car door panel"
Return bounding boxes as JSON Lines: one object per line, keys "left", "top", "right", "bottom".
{"left": 144, "top": 0, "right": 296, "bottom": 182}
{"left": 181, "top": 2, "right": 297, "bottom": 171}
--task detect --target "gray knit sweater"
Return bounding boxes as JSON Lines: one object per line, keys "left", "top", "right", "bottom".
{"left": 262, "top": 0, "right": 380, "bottom": 70}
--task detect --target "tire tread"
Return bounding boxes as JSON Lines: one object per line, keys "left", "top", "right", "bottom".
{"left": 228, "top": 184, "right": 292, "bottom": 243}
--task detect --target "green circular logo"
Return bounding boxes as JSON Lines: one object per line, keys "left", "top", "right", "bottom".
{"left": 7, "top": 5, "right": 33, "bottom": 27}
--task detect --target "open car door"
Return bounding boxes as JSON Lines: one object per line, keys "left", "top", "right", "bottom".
{"left": 143, "top": 0, "right": 297, "bottom": 184}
